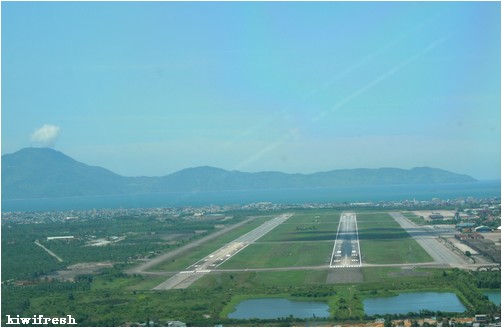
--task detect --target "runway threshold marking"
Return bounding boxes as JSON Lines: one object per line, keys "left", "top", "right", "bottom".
{"left": 329, "top": 212, "right": 362, "bottom": 268}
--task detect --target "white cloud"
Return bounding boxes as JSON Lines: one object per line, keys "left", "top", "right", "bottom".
{"left": 30, "top": 124, "right": 60, "bottom": 147}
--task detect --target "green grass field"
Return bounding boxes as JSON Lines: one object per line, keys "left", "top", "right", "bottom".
{"left": 150, "top": 216, "right": 272, "bottom": 271}
{"left": 218, "top": 241, "right": 333, "bottom": 269}
{"left": 151, "top": 211, "right": 433, "bottom": 271}
{"left": 401, "top": 211, "right": 427, "bottom": 225}
{"left": 216, "top": 211, "right": 341, "bottom": 269}
{"left": 218, "top": 211, "right": 433, "bottom": 269}
{"left": 357, "top": 213, "right": 433, "bottom": 264}
{"left": 284, "top": 211, "right": 341, "bottom": 224}
{"left": 192, "top": 269, "right": 330, "bottom": 289}
{"left": 258, "top": 211, "right": 340, "bottom": 242}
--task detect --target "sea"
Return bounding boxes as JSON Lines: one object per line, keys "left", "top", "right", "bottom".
{"left": 2, "top": 180, "right": 500, "bottom": 212}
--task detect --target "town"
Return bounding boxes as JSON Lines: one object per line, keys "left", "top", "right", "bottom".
{"left": 2, "top": 195, "right": 500, "bottom": 226}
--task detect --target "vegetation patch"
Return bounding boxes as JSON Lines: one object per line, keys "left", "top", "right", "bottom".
{"left": 258, "top": 211, "right": 340, "bottom": 242}
{"left": 2, "top": 209, "right": 500, "bottom": 326}
{"left": 218, "top": 242, "right": 332, "bottom": 269}
{"left": 401, "top": 211, "right": 427, "bottom": 225}
{"left": 150, "top": 216, "right": 272, "bottom": 271}
{"left": 357, "top": 213, "right": 433, "bottom": 264}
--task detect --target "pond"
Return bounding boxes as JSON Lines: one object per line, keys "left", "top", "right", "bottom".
{"left": 363, "top": 292, "right": 466, "bottom": 315}
{"left": 228, "top": 298, "right": 330, "bottom": 319}
{"left": 483, "top": 290, "right": 501, "bottom": 305}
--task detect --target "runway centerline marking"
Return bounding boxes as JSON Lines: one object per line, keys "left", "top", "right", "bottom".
{"left": 330, "top": 212, "right": 362, "bottom": 268}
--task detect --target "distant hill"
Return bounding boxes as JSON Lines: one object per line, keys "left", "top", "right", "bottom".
{"left": 1, "top": 147, "right": 477, "bottom": 200}
{"left": 2, "top": 147, "right": 130, "bottom": 199}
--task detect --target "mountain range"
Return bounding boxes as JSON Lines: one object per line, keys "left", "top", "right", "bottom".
{"left": 1, "top": 147, "right": 477, "bottom": 200}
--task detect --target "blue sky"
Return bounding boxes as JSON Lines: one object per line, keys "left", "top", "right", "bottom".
{"left": 2, "top": 1, "right": 500, "bottom": 179}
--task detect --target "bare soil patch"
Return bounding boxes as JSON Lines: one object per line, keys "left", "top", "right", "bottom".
{"left": 326, "top": 267, "right": 363, "bottom": 283}
{"left": 388, "top": 266, "right": 431, "bottom": 277}
{"left": 46, "top": 262, "right": 114, "bottom": 281}
{"left": 483, "top": 232, "right": 501, "bottom": 245}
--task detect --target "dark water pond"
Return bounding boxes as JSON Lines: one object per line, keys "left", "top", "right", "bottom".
{"left": 229, "top": 292, "right": 474, "bottom": 319}
{"left": 483, "top": 290, "right": 501, "bottom": 305}
{"left": 363, "top": 292, "right": 466, "bottom": 315}
{"left": 228, "top": 298, "right": 329, "bottom": 319}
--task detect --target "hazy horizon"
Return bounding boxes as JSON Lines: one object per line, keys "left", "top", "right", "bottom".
{"left": 3, "top": 146, "right": 496, "bottom": 182}
{"left": 2, "top": 2, "right": 500, "bottom": 180}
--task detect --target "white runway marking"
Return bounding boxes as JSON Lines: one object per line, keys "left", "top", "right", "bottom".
{"left": 153, "top": 213, "right": 294, "bottom": 290}
{"left": 330, "top": 212, "right": 362, "bottom": 268}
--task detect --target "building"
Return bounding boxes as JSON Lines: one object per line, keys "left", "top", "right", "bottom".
{"left": 47, "top": 236, "right": 75, "bottom": 241}
{"left": 455, "top": 233, "right": 484, "bottom": 241}
{"left": 456, "top": 222, "right": 476, "bottom": 231}
{"left": 474, "top": 314, "right": 488, "bottom": 323}
{"left": 429, "top": 214, "right": 444, "bottom": 220}
{"left": 475, "top": 226, "right": 492, "bottom": 233}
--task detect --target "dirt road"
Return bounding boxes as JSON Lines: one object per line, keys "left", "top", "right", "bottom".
{"left": 35, "top": 240, "right": 63, "bottom": 262}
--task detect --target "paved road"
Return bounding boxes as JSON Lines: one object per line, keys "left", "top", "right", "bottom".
{"left": 127, "top": 216, "right": 258, "bottom": 275}
{"left": 146, "top": 261, "right": 453, "bottom": 276}
{"left": 389, "top": 212, "right": 469, "bottom": 267}
{"left": 330, "top": 212, "right": 361, "bottom": 268}
{"left": 153, "top": 213, "right": 294, "bottom": 290}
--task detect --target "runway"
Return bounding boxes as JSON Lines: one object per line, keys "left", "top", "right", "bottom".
{"left": 127, "top": 216, "right": 256, "bottom": 275}
{"left": 330, "top": 212, "right": 362, "bottom": 268}
{"left": 153, "top": 213, "right": 294, "bottom": 290}
{"left": 389, "top": 212, "right": 470, "bottom": 267}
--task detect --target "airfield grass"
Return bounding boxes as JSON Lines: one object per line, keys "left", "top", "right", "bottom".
{"left": 284, "top": 211, "right": 341, "bottom": 224}
{"left": 192, "top": 269, "right": 330, "bottom": 289}
{"left": 150, "top": 216, "right": 272, "bottom": 271}
{"left": 218, "top": 241, "right": 333, "bottom": 269}
{"left": 214, "top": 215, "right": 275, "bottom": 244}
{"left": 151, "top": 210, "right": 433, "bottom": 271}
{"left": 221, "top": 211, "right": 432, "bottom": 268}
{"left": 362, "top": 238, "right": 432, "bottom": 264}
{"left": 194, "top": 266, "right": 440, "bottom": 292}
{"left": 402, "top": 211, "right": 427, "bottom": 225}
{"left": 151, "top": 210, "right": 341, "bottom": 271}
{"left": 216, "top": 210, "right": 342, "bottom": 269}
{"left": 258, "top": 211, "right": 340, "bottom": 242}
{"left": 357, "top": 213, "right": 433, "bottom": 264}
{"left": 258, "top": 222, "right": 339, "bottom": 243}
